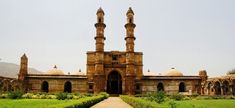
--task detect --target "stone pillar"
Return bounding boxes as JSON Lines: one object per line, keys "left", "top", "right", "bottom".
{"left": 220, "top": 85, "right": 224, "bottom": 95}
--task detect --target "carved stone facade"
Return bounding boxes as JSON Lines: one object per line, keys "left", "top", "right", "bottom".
{"left": 2, "top": 7, "right": 226, "bottom": 96}
{"left": 202, "top": 75, "right": 235, "bottom": 96}
{"left": 87, "top": 8, "right": 142, "bottom": 95}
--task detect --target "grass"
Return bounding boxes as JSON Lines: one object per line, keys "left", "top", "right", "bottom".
{"left": 0, "top": 95, "right": 106, "bottom": 108}
{"left": 173, "top": 99, "right": 235, "bottom": 108}
{"left": 0, "top": 99, "right": 75, "bottom": 108}
{"left": 121, "top": 95, "right": 235, "bottom": 108}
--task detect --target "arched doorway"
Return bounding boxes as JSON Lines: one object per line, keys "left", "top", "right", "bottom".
{"left": 233, "top": 80, "right": 235, "bottom": 95}
{"left": 223, "top": 80, "right": 229, "bottom": 95}
{"left": 41, "top": 81, "right": 49, "bottom": 93}
{"left": 107, "top": 71, "right": 122, "bottom": 94}
{"left": 207, "top": 82, "right": 212, "bottom": 95}
{"left": 179, "top": 82, "right": 186, "bottom": 92}
{"left": 214, "top": 81, "right": 221, "bottom": 95}
{"left": 64, "top": 81, "right": 72, "bottom": 93}
{"left": 157, "top": 82, "right": 164, "bottom": 91}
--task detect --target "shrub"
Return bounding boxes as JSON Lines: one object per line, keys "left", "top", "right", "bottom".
{"left": 145, "top": 91, "right": 165, "bottom": 103}
{"left": 39, "top": 94, "right": 47, "bottom": 99}
{"left": 67, "top": 94, "right": 74, "bottom": 99}
{"left": 171, "top": 93, "right": 184, "bottom": 101}
{"left": 32, "top": 94, "right": 40, "bottom": 99}
{"left": 120, "top": 95, "right": 164, "bottom": 108}
{"left": 56, "top": 92, "right": 68, "bottom": 100}
{"left": 0, "top": 93, "right": 8, "bottom": 99}
{"left": 8, "top": 90, "right": 23, "bottom": 99}
{"left": 22, "top": 93, "right": 34, "bottom": 99}
{"left": 47, "top": 94, "right": 57, "bottom": 99}
{"left": 65, "top": 94, "right": 107, "bottom": 108}
{"left": 191, "top": 93, "right": 199, "bottom": 97}
{"left": 84, "top": 93, "right": 94, "bottom": 97}
{"left": 169, "top": 101, "right": 177, "bottom": 108}
{"left": 183, "top": 96, "right": 191, "bottom": 100}
{"left": 99, "top": 92, "right": 109, "bottom": 99}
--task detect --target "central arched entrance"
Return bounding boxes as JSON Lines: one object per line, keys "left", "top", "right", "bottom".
{"left": 107, "top": 71, "right": 122, "bottom": 94}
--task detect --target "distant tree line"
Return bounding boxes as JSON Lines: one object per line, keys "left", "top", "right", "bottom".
{"left": 227, "top": 69, "right": 235, "bottom": 75}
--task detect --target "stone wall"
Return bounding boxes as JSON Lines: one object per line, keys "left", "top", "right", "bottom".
{"left": 141, "top": 78, "right": 201, "bottom": 95}
{"left": 26, "top": 76, "right": 88, "bottom": 93}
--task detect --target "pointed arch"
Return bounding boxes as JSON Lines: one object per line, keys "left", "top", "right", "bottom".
{"left": 179, "top": 82, "right": 186, "bottom": 92}
{"left": 64, "top": 81, "right": 72, "bottom": 93}
{"left": 222, "top": 80, "right": 229, "bottom": 95}
{"left": 41, "top": 81, "right": 49, "bottom": 93}
{"left": 157, "top": 82, "right": 164, "bottom": 91}
{"left": 214, "top": 81, "right": 221, "bottom": 95}
{"left": 107, "top": 71, "right": 122, "bottom": 94}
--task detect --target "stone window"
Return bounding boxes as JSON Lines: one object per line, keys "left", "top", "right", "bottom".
{"left": 98, "top": 18, "right": 101, "bottom": 23}
{"left": 112, "top": 55, "right": 118, "bottom": 61}
{"left": 89, "top": 85, "right": 93, "bottom": 89}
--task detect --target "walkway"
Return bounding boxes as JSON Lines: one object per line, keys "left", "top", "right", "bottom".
{"left": 91, "top": 97, "right": 133, "bottom": 108}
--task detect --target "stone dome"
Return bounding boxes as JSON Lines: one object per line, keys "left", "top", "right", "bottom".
{"left": 165, "top": 68, "right": 183, "bottom": 76}
{"left": 47, "top": 65, "right": 64, "bottom": 75}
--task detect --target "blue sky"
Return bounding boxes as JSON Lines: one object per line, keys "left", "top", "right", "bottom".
{"left": 0, "top": 0, "right": 234, "bottom": 77}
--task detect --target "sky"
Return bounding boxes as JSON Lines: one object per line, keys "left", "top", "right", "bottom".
{"left": 0, "top": 0, "right": 234, "bottom": 77}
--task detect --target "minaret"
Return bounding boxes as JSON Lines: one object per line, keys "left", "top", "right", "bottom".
{"left": 94, "top": 7, "right": 106, "bottom": 93}
{"left": 95, "top": 7, "right": 106, "bottom": 52}
{"left": 125, "top": 7, "right": 136, "bottom": 95}
{"left": 18, "top": 53, "right": 28, "bottom": 81}
{"left": 125, "top": 7, "right": 136, "bottom": 52}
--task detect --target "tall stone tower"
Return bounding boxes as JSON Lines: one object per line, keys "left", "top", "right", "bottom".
{"left": 93, "top": 7, "right": 106, "bottom": 93}
{"left": 86, "top": 7, "right": 143, "bottom": 95}
{"left": 18, "top": 53, "right": 28, "bottom": 81}
{"left": 125, "top": 7, "right": 136, "bottom": 95}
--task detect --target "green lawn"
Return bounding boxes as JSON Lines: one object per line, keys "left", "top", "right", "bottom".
{"left": 121, "top": 95, "right": 235, "bottom": 108}
{"left": 172, "top": 99, "right": 235, "bottom": 108}
{"left": 0, "top": 99, "right": 86, "bottom": 108}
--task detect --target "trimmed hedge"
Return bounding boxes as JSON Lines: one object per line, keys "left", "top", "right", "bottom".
{"left": 120, "top": 95, "right": 166, "bottom": 108}
{"left": 51, "top": 92, "right": 107, "bottom": 108}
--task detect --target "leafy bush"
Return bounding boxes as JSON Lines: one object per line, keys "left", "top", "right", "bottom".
{"left": 56, "top": 92, "right": 68, "bottom": 100}
{"left": 169, "top": 101, "right": 177, "bottom": 108}
{"left": 84, "top": 93, "right": 94, "bottom": 97}
{"left": 120, "top": 95, "right": 165, "bottom": 108}
{"left": 8, "top": 90, "right": 23, "bottom": 99}
{"left": 0, "top": 93, "right": 8, "bottom": 99}
{"left": 22, "top": 93, "right": 34, "bottom": 99}
{"left": 99, "top": 92, "right": 109, "bottom": 99}
{"left": 171, "top": 93, "right": 184, "bottom": 101}
{"left": 47, "top": 94, "right": 57, "bottom": 99}
{"left": 32, "top": 94, "right": 40, "bottom": 99}
{"left": 183, "top": 96, "right": 191, "bottom": 100}
{"left": 191, "top": 93, "right": 199, "bottom": 97}
{"left": 145, "top": 91, "right": 165, "bottom": 103}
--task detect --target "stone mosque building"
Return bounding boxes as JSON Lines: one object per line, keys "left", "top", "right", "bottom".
{"left": 1, "top": 8, "right": 235, "bottom": 96}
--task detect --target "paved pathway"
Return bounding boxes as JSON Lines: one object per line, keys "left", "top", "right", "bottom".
{"left": 91, "top": 97, "right": 133, "bottom": 108}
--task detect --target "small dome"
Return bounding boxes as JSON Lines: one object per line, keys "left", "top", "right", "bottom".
{"left": 144, "top": 69, "right": 157, "bottom": 76}
{"left": 165, "top": 68, "right": 183, "bottom": 76}
{"left": 97, "top": 7, "right": 104, "bottom": 15}
{"left": 75, "top": 69, "right": 85, "bottom": 75}
{"left": 47, "top": 65, "right": 64, "bottom": 75}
